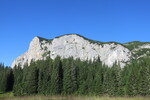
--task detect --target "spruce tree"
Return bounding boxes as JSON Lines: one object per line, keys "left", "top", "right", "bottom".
{"left": 6, "top": 69, "right": 14, "bottom": 92}
{"left": 0, "top": 64, "right": 7, "bottom": 93}
{"left": 50, "top": 56, "right": 63, "bottom": 94}
{"left": 126, "top": 61, "right": 139, "bottom": 96}
{"left": 26, "top": 65, "right": 39, "bottom": 95}
{"left": 63, "top": 58, "right": 72, "bottom": 94}
{"left": 138, "top": 58, "right": 150, "bottom": 96}
{"left": 13, "top": 65, "right": 24, "bottom": 96}
{"left": 94, "top": 61, "right": 104, "bottom": 95}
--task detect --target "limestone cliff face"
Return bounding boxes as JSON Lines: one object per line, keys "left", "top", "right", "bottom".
{"left": 12, "top": 34, "right": 132, "bottom": 68}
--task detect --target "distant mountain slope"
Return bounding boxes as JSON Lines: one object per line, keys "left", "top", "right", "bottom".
{"left": 12, "top": 34, "right": 150, "bottom": 68}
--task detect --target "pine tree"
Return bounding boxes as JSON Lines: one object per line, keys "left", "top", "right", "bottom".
{"left": 94, "top": 61, "right": 104, "bottom": 95}
{"left": 70, "top": 60, "right": 78, "bottom": 94}
{"left": 0, "top": 64, "right": 7, "bottom": 93}
{"left": 86, "top": 62, "right": 96, "bottom": 95}
{"left": 138, "top": 58, "right": 150, "bottom": 96}
{"left": 10, "top": 55, "right": 150, "bottom": 96}
{"left": 103, "top": 66, "right": 111, "bottom": 95}
{"left": 37, "top": 59, "right": 51, "bottom": 94}
{"left": 109, "top": 64, "right": 121, "bottom": 96}
{"left": 76, "top": 60, "right": 88, "bottom": 95}
{"left": 6, "top": 69, "right": 14, "bottom": 92}
{"left": 126, "top": 61, "right": 139, "bottom": 96}
{"left": 45, "top": 58, "right": 53, "bottom": 94}
{"left": 25, "top": 64, "right": 39, "bottom": 95}
{"left": 63, "top": 58, "right": 72, "bottom": 94}
{"left": 13, "top": 65, "right": 24, "bottom": 96}
{"left": 50, "top": 56, "right": 63, "bottom": 94}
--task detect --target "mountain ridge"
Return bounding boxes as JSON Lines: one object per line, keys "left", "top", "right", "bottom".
{"left": 37, "top": 34, "right": 150, "bottom": 50}
{"left": 12, "top": 34, "right": 150, "bottom": 68}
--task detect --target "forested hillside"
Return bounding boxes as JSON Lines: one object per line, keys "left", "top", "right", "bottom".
{"left": 0, "top": 57, "right": 150, "bottom": 96}
{"left": 0, "top": 63, "right": 14, "bottom": 93}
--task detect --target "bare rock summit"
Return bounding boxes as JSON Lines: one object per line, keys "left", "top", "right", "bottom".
{"left": 12, "top": 34, "right": 134, "bottom": 68}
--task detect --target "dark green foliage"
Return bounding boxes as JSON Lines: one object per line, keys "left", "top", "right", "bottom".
{"left": 1, "top": 56, "right": 150, "bottom": 97}
{"left": 108, "top": 65, "right": 121, "bottom": 96}
{"left": 138, "top": 58, "right": 150, "bottom": 96}
{"left": 123, "top": 41, "right": 150, "bottom": 50}
{"left": 62, "top": 59, "right": 72, "bottom": 94}
{"left": 50, "top": 56, "right": 63, "bottom": 94}
{"left": 94, "top": 62, "right": 104, "bottom": 95}
{"left": 133, "top": 48, "right": 150, "bottom": 58}
{"left": 0, "top": 64, "right": 14, "bottom": 93}
{"left": 6, "top": 69, "right": 14, "bottom": 92}
{"left": 37, "top": 36, "right": 53, "bottom": 44}
{"left": 42, "top": 51, "right": 50, "bottom": 57}
{"left": 13, "top": 65, "right": 24, "bottom": 96}
{"left": 62, "top": 58, "right": 79, "bottom": 94}
{"left": 12, "top": 57, "right": 150, "bottom": 96}
{"left": 37, "top": 59, "right": 51, "bottom": 94}
{"left": 25, "top": 65, "right": 39, "bottom": 94}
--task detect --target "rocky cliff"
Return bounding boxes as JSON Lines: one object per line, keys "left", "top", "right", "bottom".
{"left": 12, "top": 34, "right": 150, "bottom": 68}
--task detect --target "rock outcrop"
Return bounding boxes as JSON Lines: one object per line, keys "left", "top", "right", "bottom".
{"left": 12, "top": 34, "right": 133, "bottom": 68}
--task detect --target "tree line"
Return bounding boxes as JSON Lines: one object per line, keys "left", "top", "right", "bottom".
{"left": 0, "top": 63, "right": 14, "bottom": 93}
{"left": 0, "top": 57, "right": 150, "bottom": 96}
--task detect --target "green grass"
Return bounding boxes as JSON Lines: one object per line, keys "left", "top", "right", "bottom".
{"left": 0, "top": 93, "right": 149, "bottom": 100}
{"left": 0, "top": 92, "right": 14, "bottom": 97}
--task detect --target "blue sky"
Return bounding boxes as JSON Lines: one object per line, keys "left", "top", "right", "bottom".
{"left": 0, "top": 0, "right": 150, "bottom": 66}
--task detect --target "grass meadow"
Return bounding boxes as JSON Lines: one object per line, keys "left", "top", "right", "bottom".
{"left": 0, "top": 93, "right": 149, "bottom": 100}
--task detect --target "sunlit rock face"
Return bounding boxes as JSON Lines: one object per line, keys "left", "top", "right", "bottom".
{"left": 12, "top": 34, "right": 132, "bottom": 68}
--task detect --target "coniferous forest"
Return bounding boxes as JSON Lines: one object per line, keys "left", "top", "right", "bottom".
{"left": 0, "top": 57, "right": 150, "bottom": 97}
